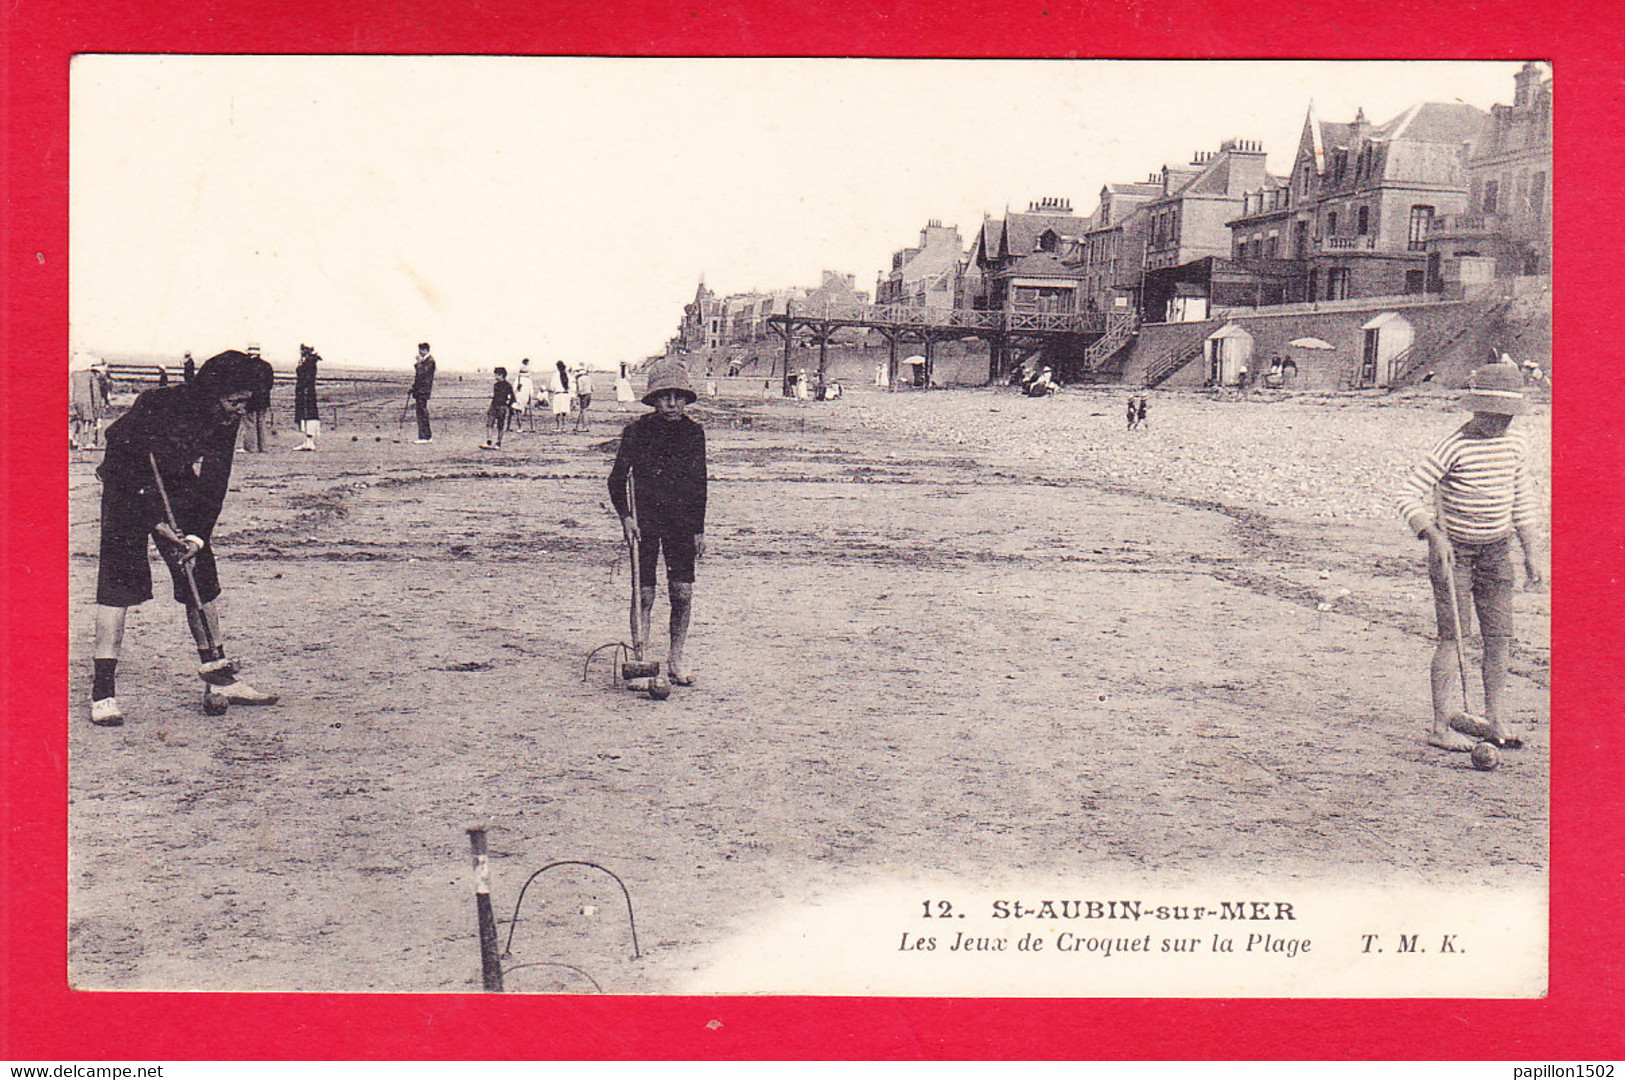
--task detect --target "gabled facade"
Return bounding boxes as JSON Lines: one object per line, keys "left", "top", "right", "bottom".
{"left": 677, "top": 281, "right": 807, "bottom": 356}
{"left": 679, "top": 280, "right": 720, "bottom": 351}
{"left": 801, "top": 269, "right": 869, "bottom": 310}
{"left": 1142, "top": 139, "right": 1276, "bottom": 273}
{"left": 1427, "top": 61, "right": 1552, "bottom": 284}
{"left": 1078, "top": 178, "right": 1163, "bottom": 313}
{"left": 971, "top": 197, "right": 1088, "bottom": 313}
{"left": 1229, "top": 100, "right": 1487, "bottom": 302}
{"left": 876, "top": 220, "right": 964, "bottom": 309}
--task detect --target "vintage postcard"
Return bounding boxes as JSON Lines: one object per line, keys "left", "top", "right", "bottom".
{"left": 62, "top": 56, "right": 1552, "bottom": 1001}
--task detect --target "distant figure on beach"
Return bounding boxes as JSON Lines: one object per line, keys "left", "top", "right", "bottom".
{"left": 616, "top": 362, "right": 635, "bottom": 404}
{"left": 410, "top": 343, "right": 436, "bottom": 443}
{"left": 573, "top": 367, "right": 595, "bottom": 433}
{"left": 86, "top": 349, "right": 279, "bottom": 727}
{"left": 71, "top": 358, "right": 115, "bottom": 450}
{"left": 1136, "top": 396, "right": 1150, "bottom": 429}
{"left": 511, "top": 359, "right": 536, "bottom": 432}
{"left": 1127, "top": 395, "right": 1140, "bottom": 430}
{"left": 549, "top": 360, "right": 572, "bottom": 433}
{"left": 1024, "top": 365, "right": 1056, "bottom": 397}
{"left": 294, "top": 344, "right": 322, "bottom": 451}
{"left": 1264, "top": 355, "right": 1284, "bottom": 390}
{"left": 608, "top": 360, "right": 707, "bottom": 690}
{"left": 483, "top": 367, "right": 515, "bottom": 449}
{"left": 183, "top": 353, "right": 196, "bottom": 383}
{"left": 156, "top": 365, "right": 169, "bottom": 388}
{"left": 875, "top": 358, "right": 889, "bottom": 388}
{"left": 239, "top": 345, "right": 268, "bottom": 452}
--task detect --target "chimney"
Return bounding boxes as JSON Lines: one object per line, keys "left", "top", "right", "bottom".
{"left": 1514, "top": 61, "right": 1543, "bottom": 106}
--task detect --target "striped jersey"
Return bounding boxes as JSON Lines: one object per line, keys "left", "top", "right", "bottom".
{"left": 1396, "top": 424, "right": 1538, "bottom": 544}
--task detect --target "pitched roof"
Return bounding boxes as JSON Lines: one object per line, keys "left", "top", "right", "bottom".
{"left": 1380, "top": 101, "right": 1487, "bottom": 144}
{"left": 1105, "top": 181, "right": 1163, "bottom": 196}
{"left": 1317, "top": 120, "right": 1356, "bottom": 152}
{"left": 1000, "top": 211, "right": 1083, "bottom": 258}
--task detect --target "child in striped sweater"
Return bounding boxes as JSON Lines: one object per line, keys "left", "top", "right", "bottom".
{"left": 1397, "top": 362, "right": 1546, "bottom": 753}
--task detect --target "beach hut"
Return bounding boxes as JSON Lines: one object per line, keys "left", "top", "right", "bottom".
{"left": 1204, "top": 323, "right": 1254, "bottom": 387}
{"left": 1357, "top": 312, "right": 1414, "bottom": 388}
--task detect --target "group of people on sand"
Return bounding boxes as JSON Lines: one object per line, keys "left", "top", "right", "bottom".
{"left": 482, "top": 359, "right": 601, "bottom": 448}
{"left": 84, "top": 351, "right": 709, "bottom": 728}
{"left": 82, "top": 342, "right": 1543, "bottom": 769}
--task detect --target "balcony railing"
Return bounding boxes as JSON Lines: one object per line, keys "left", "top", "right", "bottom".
{"left": 1321, "top": 235, "right": 1376, "bottom": 251}
{"left": 771, "top": 301, "right": 1108, "bottom": 335}
{"left": 1429, "top": 212, "right": 1548, "bottom": 241}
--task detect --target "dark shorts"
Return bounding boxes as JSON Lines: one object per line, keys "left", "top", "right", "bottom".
{"left": 1430, "top": 536, "right": 1514, "bottom": 640}
{"left": 487, "top": 404, "right": 511, "bottom": 424}
{"left": 96, "top": 481, "right": 221, "bottom": 608}
{"left": 576, "top": 394, "right": 592, "bottom": 410}
{"left": 637, "top": 528, "right": 697, "bottom": 587}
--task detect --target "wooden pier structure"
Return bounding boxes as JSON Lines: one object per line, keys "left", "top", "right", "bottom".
{"left": 766, "top": 302, "right": 1135, "bottom": 393}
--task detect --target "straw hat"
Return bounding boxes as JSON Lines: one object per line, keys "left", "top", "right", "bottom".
{"left": 1460, "top": 363, "right": 1527, "bottom": 415}
{"left": 642, "top": 360, "right": 697, "bottom": 405}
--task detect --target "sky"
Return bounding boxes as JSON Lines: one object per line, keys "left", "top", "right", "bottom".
{"left": 70, "top": 57, "right": 1534, "bottom": 371}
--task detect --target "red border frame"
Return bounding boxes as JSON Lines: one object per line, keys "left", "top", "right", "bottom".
{"left": 6, "top": 0, "right": 1622, "bottom": 1060}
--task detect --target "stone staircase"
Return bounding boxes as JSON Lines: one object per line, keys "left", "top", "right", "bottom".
{"left": 1388, "top": 299, "right": 1511, "bottom": 386}
{"left": 1140, "top": 338, "right": 1206, "bottom": 389}
{"left": 1080, "top": 312, "right": 1139, "bottom": 376}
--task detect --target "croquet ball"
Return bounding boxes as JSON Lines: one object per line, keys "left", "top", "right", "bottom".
{"left": 1471, "top": 741, "right": 1500, "bottom": 771}
{"left": 648, "top": 677, "right": 671, "bottom": 701}
{"left": 203, "top": 691, "right": 229, "bottom": 716}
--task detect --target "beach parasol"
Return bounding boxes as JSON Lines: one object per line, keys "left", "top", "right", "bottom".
{"left": 1287, "top": 337, "right": 1335, "bottom": 350}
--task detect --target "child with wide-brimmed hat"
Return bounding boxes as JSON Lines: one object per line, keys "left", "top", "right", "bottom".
{"left": 607, "top": 360, "right": 707, "bottom": 688}
{"left": 1397, "top": 362, "right": 1546, "bottom": 753}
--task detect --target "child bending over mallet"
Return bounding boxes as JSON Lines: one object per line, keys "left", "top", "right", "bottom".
{"left": 1396, "top": 362, "right": 1546, "bottom": 753}
{"left": 89, "top": 349, "right": 280, "bottom": 726}
{"left": 607, "top": 360, "right": 707, "bottom": 688}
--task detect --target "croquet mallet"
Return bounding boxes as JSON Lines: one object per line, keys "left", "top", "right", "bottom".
{"left": 1439, "top": 538, "right": 1489, "bottom": 737}
{"left": 621, "top": 471, "right": 661, "bottom": 682}
{"left": 582, "top": 475, "right": 661, "bottom": 685}
{"left": 149, "top": 452, "right": 234, "bottom": 711}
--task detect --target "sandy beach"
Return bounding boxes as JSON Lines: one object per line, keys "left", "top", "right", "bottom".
{"left": 66, "top": 381, "right": 1550, "bottom": 994}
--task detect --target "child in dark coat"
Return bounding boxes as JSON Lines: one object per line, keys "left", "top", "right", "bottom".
{"left": 483, "top": 367, "right": 516, "bottom": 449}
{"left": 89, "top": 349, "right": 279, "bottom": 726}
{"left": 608, "top": 361, "right": 707, "bottom": 687}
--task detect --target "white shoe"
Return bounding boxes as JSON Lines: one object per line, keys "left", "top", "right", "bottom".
{"left": 217, "top": 678, "right": 279, "bottom": 706}
{"left": 198, "top": 657, "right": 240, "bottom": 685}
{"left": 90, "top": 697, "right": 125, "bottom": 727}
